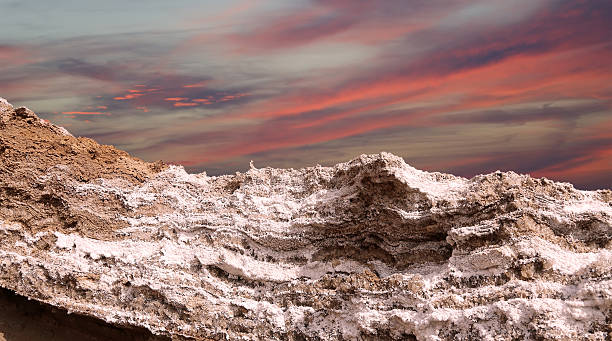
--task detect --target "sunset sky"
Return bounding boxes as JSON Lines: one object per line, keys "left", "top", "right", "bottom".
{"left": 1, "top": 0, "right": 610, "bottom": 189}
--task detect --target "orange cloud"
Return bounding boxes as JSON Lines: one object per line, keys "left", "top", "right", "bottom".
{"left": 183, "top": 82, "right": 208, "bottom": 88}
{"left": 165, "top": 97, "right": 189, "bottom": 101}
{"left": 173, "top": 102, "right": 198, "bottom": 107}
{"left": 193, "top": 99, "right": 212, "bottom": 104}
{"left": 114, "top": 93, "right": 144, "bottom": 100}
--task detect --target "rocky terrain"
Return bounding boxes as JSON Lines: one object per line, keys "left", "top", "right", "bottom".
{"left": 0, "top": 97, "right": 611, "bottom": 340}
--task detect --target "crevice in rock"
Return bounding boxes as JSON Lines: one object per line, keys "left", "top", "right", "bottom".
{"left": 0, "top": 287, "right": 169, "bottom": 341}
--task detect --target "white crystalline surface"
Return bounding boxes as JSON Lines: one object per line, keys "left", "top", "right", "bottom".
{"left": 0, "top": 104, "right": 611, "bottom": 341}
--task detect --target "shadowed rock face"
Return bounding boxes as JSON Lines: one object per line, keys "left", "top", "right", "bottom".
{"left": 0, "top": 97, "right": 611, "bottom": 340}
{"left": 0, "top": 288, "right": 168, "bottom": 341}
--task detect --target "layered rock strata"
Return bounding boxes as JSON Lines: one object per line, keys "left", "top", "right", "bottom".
{"left": 0, "top": 98, "right": 610, "bottom": 340}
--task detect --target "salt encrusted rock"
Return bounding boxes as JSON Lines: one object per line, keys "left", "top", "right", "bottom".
{"left": 0, "top": 99, "right": 611, "bottom": 340}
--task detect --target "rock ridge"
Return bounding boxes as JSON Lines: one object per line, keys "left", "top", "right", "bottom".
{"left": 0, "top": 98, "right": 611, "bottom": 340}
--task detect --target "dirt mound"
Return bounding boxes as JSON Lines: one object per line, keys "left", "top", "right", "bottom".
{"left": 0, "top": 99, "right": 166, "bottom": 239}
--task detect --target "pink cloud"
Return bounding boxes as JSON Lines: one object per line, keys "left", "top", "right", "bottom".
{"left": 183, "top": 82, "right": 208, "bottom": 88}
{"left": 61, "top": 111, "right": 109, "bottom": 115}
{"left": 0, "top": 45, "right": 33, "bottom": 66}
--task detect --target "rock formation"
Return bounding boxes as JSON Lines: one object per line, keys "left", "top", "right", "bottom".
{"left": 0, "top": 97, "right": 610, "bottom": 340}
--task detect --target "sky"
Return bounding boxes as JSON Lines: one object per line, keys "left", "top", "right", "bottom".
{"left": 1, "top": 0, "right": 610, "bottom": 189}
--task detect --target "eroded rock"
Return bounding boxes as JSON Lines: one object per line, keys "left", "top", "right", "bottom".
{"left": 0, "top": 98, "right": 610, "bottom": 340}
